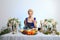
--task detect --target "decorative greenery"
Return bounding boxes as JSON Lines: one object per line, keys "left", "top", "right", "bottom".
{"left": 7, "top": 18, "right": 21, "bottom": 27}
{"left": 56, "top": 32, "right": 60, "bottom": 35}
{"left": 0, "top": 28, "right": 10, "bottom": 35}
{"left": 44, "top": 31, "right": 51, "bottom": 35}
{"left": 40, "top": 19, "right": 58, "bottom": 35}
{"left": 7, "top": 18, "right": 21, "bottom": 34}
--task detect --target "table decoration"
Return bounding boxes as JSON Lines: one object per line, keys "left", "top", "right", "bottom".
{"left": 39, "top": 19, "right": 60, "bottom": 35}
{"left": 0, "top": 28, "right": 10, "bottom": 35}
{"left": 7, "top": 18, "right": 21, "bottom": 34}
{"left": 20, "top": 28, "right": 37, "bottom": 35}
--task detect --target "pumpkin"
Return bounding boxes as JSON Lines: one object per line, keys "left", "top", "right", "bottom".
{"left": 27, "top": 30, "right": 31, "bottom": 35}
{"left": 22, "top": 30, "right": 27, "bottom": 34}
{"left": 21, "top": 29, "right": 37, "bottom": 35}
{"left": 31, "top": 30, "right": 36, "bottom": 35}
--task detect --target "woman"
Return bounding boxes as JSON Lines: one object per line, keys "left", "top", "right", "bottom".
{"left": 24, "top": 9, "right": 37, "bottom": 29}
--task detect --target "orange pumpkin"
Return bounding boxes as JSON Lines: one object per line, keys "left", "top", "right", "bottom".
{"left": 31, "top": 30, "right": 36, "bottom": 35}
{"left": 27, "top": 30, "right": 31, "bottom": 35}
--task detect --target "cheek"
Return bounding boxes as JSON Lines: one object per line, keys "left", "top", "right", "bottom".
{"left": 30, "top": 13, "right": 33, "bottom": 15}
{"left": 28, "top": 12, "right": 33, "bottom": 16}
{"left": 30, "top": 13, "right": 32, "bottom": 15}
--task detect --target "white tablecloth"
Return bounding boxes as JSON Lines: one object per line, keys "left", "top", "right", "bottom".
{"left": 0, "top": 32, "right": 60, "bottom": 40}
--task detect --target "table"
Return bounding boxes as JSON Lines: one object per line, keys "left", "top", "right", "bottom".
{"left": 0, "top": 32, "right": 60, "bottom": 40}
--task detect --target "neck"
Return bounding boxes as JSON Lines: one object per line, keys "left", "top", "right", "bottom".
{"left": 29, "top": 16, "right": 32, "bottom": 18}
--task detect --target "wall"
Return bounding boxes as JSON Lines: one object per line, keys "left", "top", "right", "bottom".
{"left": 0, "top": 0, "right": 60, "bottom": 31}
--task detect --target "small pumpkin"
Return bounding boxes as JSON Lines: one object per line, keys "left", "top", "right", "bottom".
{"left": 27, "top": 30, "right": 31, "bottom": 35}
{"left": 31, "top": 30, "right": 36, "bottom": 35}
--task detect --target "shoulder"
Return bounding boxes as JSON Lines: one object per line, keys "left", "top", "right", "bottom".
{"left": 25, "top": 17, "right": 28, "bottom": 20}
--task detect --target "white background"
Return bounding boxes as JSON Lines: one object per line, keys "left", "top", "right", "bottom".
{"left": 0, "top": 0, "right": 60, "bottom": 31}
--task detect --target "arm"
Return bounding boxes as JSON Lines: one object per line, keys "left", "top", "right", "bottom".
{"left": 34, "top": 20, "right": 37, "bottom": 28}
{"left": 33, "top": 18, "right": 37, "bottom": 28}
{"left": 24, "top": 19, "right": 26, "bottom": 26}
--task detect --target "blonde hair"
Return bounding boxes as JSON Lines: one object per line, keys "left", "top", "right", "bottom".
{"left": 28, "top": 9, "right": 33, "bottom": 13}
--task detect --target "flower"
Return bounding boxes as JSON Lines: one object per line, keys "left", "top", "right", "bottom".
{"left": 40, "top": 19, "right": 57, "bottom": 34}
{"left": 7, "top": 18, "right": 21, "bottom": 27}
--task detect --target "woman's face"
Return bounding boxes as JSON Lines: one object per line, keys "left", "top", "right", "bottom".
{"left": 28, "top": 11, "right": 33, "bottom": 17}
